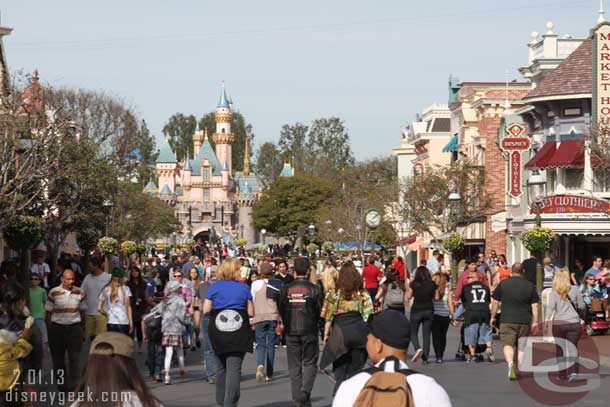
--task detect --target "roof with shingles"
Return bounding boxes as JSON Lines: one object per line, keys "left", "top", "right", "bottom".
{"left": 525, "top": 38, "right": 592, "bottom": 100}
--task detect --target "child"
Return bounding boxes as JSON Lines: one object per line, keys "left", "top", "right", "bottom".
{"left": 28, "top": 273, "right": 47, "bottom": 337}
{"left": 161, "top": 281, "right": 187, "bottom": 384}
{"left": 0, "top": 308, "right": 34, "bottom": 393}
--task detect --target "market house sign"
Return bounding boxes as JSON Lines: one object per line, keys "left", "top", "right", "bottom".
{"left": 530, "top": 194, "right": 610, "bottom": 214}
{"left": 500, "top": 123, "right": 530, "bottom": 198}
{"left": 594, "top": 22, "right": 610, "bottom": 130}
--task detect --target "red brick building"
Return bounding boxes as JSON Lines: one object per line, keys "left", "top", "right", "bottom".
{"left": 449, "top": 82, "right": 531, "bottom": 258}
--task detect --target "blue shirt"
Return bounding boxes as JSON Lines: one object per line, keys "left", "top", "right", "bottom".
{"left": 182, "top": 261, "right": 195, "bottom": 274}
{"left": 585, "top": 267, "right": 600, "bottom": 278}
{"left": 205, "top": 280, "right": 252, "bottom": 310}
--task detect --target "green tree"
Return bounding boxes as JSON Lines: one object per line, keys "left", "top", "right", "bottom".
{"left": 278, "top": 122, "right": 308, "bottom": 173}
{"left": 306, "top": 117, "right": 355, "bottom": 174}
{"left": 252, "top": 174, "right": 334, "bottom": 240}
{"left": 255, "top": 142, "right": 282, "bottom": 187}
{"left": 111, "top": 183, "right": 180, "bottom": 242}
{"left": 134, "top": 120, "right": 158, "bottom": 185}
{"left": 162, "top": 113, "right": 197, "bottom": 162}
{"left": 198, "top": 111, "right": 253, "bottom": 172}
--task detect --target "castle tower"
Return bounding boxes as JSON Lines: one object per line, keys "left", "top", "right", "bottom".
{"left": 156, "top": 138, "right": 177, "bottom": 195}
{"left": 193, "top": 128, "right": 204, "bottom": 157}
{"left": 213, "top": 81, "right": 235, "bottom": 176}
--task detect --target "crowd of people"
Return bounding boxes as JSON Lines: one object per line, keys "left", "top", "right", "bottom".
{"left": 0, "top": 246, "right": 609, "bottom": 406}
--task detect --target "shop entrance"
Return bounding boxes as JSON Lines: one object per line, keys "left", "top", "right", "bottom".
{"left": 569, "top": 237, "right": 610, "bottom": 269}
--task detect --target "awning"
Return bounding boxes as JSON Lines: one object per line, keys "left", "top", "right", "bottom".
{"left": 544, "top": 139, "right": 584, "bottom": 169}
{"left": 442, "top": 134, "right": 459, "bottom": 153}
{"left": 524, "top": 141, "right": 557, "bottom": 170}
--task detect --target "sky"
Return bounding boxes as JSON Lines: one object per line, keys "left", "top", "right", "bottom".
{"left": 0, "top": 0, "right": 602, "bottom": 161}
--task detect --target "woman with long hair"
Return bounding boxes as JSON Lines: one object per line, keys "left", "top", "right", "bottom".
{"left": 375, "top": 268, "right": 407, "bottom": 314}
{"left": 320, "top": 263, "right": 373, "bottom": 394}
{"left": 128, "top": 265, "right": 150, "bottom": 353}
{"left": 545, "top": 269, "right": 585, "bottom": 381}
{"left": 407, "top": 266, "right": 437, "bottom": 364}
{"left": 320, "top": 265, "right": 338, "bottom": 296}
{"left": 98, "top": 268, "right": 133, "bottom": 336}
{"left": 203, "top": 257, "right": 254, "bottom": 407}
{"left": 431, "top": 272, "right": 454, "bottom": 363}
{"left": 72, "top": 331, "right": 163, "bottom": 406}
{"left": 188, "top": 267, "right": 202, "bottom": 350}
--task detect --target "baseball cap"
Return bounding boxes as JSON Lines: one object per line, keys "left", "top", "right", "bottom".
{"left": 368, "top": 310, "right": 411, "bottom": 349}
{"left": 90, "top": 332, "right": 135, "bottom": 359}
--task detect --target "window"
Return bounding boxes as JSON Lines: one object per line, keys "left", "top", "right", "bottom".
{"left": 203, "top": 188, "right": 210, "bottom": 201}
{"left": 563, "top": 108, "right": 581, "bottom": 117}
{"left": 564, "top": 169, "right": 584, "bottom": 190}
{"left": 203, "top": 167, "right": 209, "bottom": 180}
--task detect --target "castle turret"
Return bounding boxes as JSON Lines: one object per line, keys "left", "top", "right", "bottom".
{"left": 221, "top": 159, "right": 229, "bottom": 190}
{"left": 213, "top": 81, "right": 234, "bottom": 176}
{"left": 193, "top": 129, "right": 204, "bottom": 157}
{"left": 156, "top": 138, "right": 177, "bottom": 194}
{"left": 183, "top": 159, "right": 192, "bottom": 191}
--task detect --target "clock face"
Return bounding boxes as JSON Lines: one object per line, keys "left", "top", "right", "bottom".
{"left": 365, "top": 210, "right": 381, "bottom": 228}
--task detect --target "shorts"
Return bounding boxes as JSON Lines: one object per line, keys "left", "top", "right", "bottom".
{"left": 86, "top": 314, "right": 107, "bottom": 338}
{"left": 464, "top": 323, "right": 492, "bottom": 345}
{"left": 500, "top": 323, "right": 531, "bottom": 347}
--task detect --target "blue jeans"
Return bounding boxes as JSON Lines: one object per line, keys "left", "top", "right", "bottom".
{"left": 255, "top": 320, "right": 277, "bottom": 377}
{"left": 464, "top": 323, "right": 493, "bottom": 345}
{"left": 147, "top": 342, "right": 164, "bottom": 377}
{"left": 201, "top": 316, "right": 216, "bottom": 381}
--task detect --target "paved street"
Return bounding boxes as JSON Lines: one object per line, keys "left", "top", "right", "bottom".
{"left": 144, "top": 326, "right": 610, "bottom": 407}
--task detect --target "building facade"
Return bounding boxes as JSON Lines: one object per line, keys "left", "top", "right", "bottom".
{"left": 151, "top": 84, "right": 263, "bottom": 245}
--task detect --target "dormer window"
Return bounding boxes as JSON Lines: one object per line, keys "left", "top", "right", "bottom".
{"left": 222, "top": 128, "right": 225, "bottom": 133}
{"left": 203, "top": 188, "right": 210, "bottom": 201}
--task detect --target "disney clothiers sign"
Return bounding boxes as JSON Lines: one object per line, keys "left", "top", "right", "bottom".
{"left": 530, "top": 194, "right": 610, "bottom": 214}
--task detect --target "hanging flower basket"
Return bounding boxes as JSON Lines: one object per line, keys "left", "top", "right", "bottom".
{"left": 135, "top": 244, "right": 147, "bottom": 256}
{"left": 306, "top": 243, "right": 319, "bottom": 255}
{"left": 97, "top": 237, "right": 118, "bottom": 255}
{"left": 120, "top": 240, "right": 137, "bottom": 256}
{"left": 185, "top": 239, "right": 196, "bottom": 248}
{"left": 322, "top": 241, "right": 334, "bottom": 254}
{"left": 234, "top": 239, "right": 247, "bottom": 247}
{"left": 3, "top": 215, "right": 43, "bottom": 250}
{"left": 256, "top": 244, "right": 267, "bottom": 254}
{"left": 521, "top": 226, "right": 556, "bottom": 253}
{"left": 441, "top": 233, "right": 465, "bottom": 253}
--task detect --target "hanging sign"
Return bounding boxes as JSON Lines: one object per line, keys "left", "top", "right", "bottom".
{"left": 594, "top": 22, "right": 610, "bottom": 130}
{"left": 501, "top": 123, "right": 530, "bottom": 198}
{"left": 530, "top": 194, "right": 610, "bottom": 214}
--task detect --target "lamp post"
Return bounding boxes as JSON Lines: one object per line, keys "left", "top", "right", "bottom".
{"left": 239, "top": 224, "right": 244, "bottom": 239}
{"left": 102, "top": 199, "right": 114, "bottom": 236}
{"left": 527, "top": 170, "right": 547, "bottom": 296}
{"left": 448, "top": 191, "right": 461, "bottom": 283}
{"left": 261, "top": 228, "right": 267, "bottom": 245}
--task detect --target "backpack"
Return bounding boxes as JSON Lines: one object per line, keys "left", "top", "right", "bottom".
{"left": 266, "top": 279, "right": 282, "bottom": 300}
{"left": 353, "top": 357, "right": 415, "bottom": 407}
{"left": 384, "top": 284, "right": 405, "bottom": 308}
{"left": 144, "top": 310, "right": 163, "bottom": 344}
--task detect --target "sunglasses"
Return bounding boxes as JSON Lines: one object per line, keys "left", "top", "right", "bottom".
{"left": 30, "top": 277, "right": 40, "bottom": 281}
{"left": 174, "top": 274, "right": 182, "bottom": 278}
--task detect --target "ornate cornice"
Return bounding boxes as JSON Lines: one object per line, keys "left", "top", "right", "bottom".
{"left": 215, "top": 111, "right": 232, "bottom": 123}
{"left": 192, "top": 181, "right": 223, "bottom": 188}
{"left": 213, "top": 132, "right": 235, "bottom": 144}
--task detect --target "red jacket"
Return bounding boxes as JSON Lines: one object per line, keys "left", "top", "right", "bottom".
{"left": 392, "top": 260, "right": 408, "bottom": 281}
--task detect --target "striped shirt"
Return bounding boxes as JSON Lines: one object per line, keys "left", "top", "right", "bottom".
{"left": 432, "top": 285, "right": 451, "bottom": 317}
{"left": 45, "top": 286, "right": 86, "bottom": 325}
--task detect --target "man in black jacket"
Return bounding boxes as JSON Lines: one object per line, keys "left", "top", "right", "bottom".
{"left": 278, "top": 257, "right": 322, "bottom": 407}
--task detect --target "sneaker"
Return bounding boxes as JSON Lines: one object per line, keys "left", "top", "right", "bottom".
{"left": 164, "top": 376, "right": 171, "bottom": 385}
{"left": 466, "top": 355, "right": 473, "bottom": 363}
{"left": 265, "top": 375, "right": 273, "bottom": 382}
{"left": 411, "top": 349, "right": 423, "bottom": 363}
{"left": 508, "top": 363, "right": 517, "bottom": 381}
{"left": 208, "top": 378, "right": 216, "bottom": 384}
{"left": 486, "top": 347, "right": 495, "bottom": 363}
{"left": 282, "top": 344, "right": 287, "bottom": 348}
{"left": 256, "top": 365, "right": 264, "bottom": 382}
{"left": 436, "top": 357, "right": 443, "bottom": 364}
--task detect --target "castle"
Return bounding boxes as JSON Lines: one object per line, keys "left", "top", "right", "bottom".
{"left": 145, "top": 83, "right": 264, "bottom": 245}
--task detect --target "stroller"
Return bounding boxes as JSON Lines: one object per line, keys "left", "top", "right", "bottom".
{"left": 584, "top": 298, "right": 609, "bottom": 336}
{"left": 455, "top": 322, "right": 488, "bottom": 362}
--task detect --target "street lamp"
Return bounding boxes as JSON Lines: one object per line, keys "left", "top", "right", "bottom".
{"left": 261, "top": 228, "right": 267, "bottom": 245}
{"left": 102, "top": 199, "right": 113, "bottom": 236}
{"left": 308, "top": 224, "right": 316, "bottom": 236}
{"left": 527, "top": 169, "right": 547, "bottom": 296}
{"left": 239, "top": 224, "right": 244, "bottom": 239}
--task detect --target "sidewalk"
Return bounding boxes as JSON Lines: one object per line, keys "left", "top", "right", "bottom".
{"left": 591, "top": 335, "right": 610, "bottom": 368}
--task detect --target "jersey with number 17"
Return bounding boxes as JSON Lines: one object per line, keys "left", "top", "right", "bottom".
{"left": 461, "top": 282, "right": 491, "bottom": 324}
